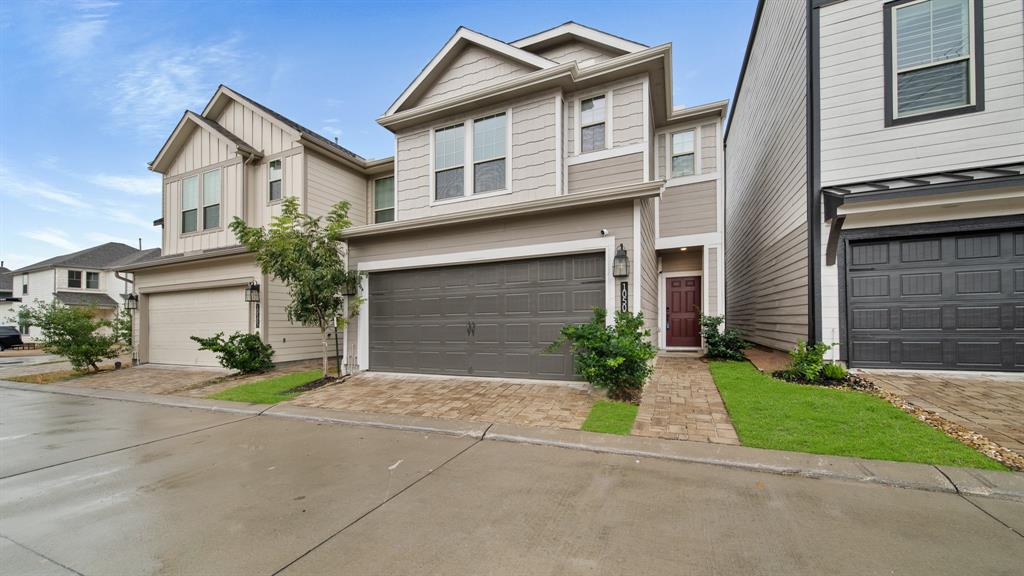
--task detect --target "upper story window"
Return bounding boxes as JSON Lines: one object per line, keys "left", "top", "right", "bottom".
{"left": 203, "top": 169, "right": 221, "bottom": 230}
{"left": 67, "top": 270, "right": 82, "bottom": 288}
{"left": 21, "top": 274, "right": 27, "bottom": 295}
{"left": 86, "top": 271, "right": 99, "bottom": 290}
{"left": 181, "top": 175, "right": 199, "bottom": 234}
{"left": 473, "top": 113, "right": 507, "bottom": 194}
{"left": 269, "top": 159, "right": 283, "bottom": 202}
{"left": 434, "top": 124, "right": 465, "bottom": 200}
{"left": 885, "top": 0, "right": 983, "bottom": 126}
{"left": 580, "top": 95, "right": 606, "bottom": 153}
{"left": 374, "top": 176, "right": 395, "bottom": 223}
{"left": 671, "top": 130, "right": 696, "bottom": 178}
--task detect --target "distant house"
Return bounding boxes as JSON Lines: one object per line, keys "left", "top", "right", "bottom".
{"left": 0, "top": 265, "right": 13, "bottom": 299}
{"left": 8, "top": 243, "right": 160, "bottom": 339}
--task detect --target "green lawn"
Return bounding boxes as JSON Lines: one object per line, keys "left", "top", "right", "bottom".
{"left": 709, "top": 361, "right": 1005, "bottom": 470}
{"left": 581, "top": 401, "right": 639, "bottom": 435}
{"left": 207, "top": 370, "right": 323, "bottom": 404}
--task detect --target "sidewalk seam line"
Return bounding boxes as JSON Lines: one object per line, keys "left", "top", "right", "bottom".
{"left": 0, "top": 534, "right": 86, "bottom": 576}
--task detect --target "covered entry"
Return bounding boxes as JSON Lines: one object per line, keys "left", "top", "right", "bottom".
{"left": 367, "top": 253, "right": 606, "bottom": 380}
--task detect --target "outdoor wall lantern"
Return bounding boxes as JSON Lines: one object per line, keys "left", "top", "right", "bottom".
{"left": 342, "top": 276, "right": 359, "bottom": 297}
{"left": 612, "top": 244, "right": 630, "bottom": 278}
{"left": 244, "top": 281, "right": 261, "bottom": 303}
{"left": 124, "top": 293, "right": 139, "bottom": 310}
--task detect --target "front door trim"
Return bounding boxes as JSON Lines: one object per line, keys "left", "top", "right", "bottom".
{"left": 658, "top": 270, "right": 702, "bottom": 350}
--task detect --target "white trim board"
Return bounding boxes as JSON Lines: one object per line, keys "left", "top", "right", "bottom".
{"left": 355, "top": 236, "right": 619, "bottom": 371}
{"left": 511, "top": 22, "right": 647, "bottom": 54}
{"left": 565, "top": 143, "right": 645, "bottom": 166}
{"left": 656, "top": 232, "right": 722, "bottom": 251}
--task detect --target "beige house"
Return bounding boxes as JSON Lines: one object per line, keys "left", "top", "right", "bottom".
{"left": 726, "top": 0, "right": 1023, "bottom": 371}
{"left": 124, "top": 22, "right": 726, "bottom": 378}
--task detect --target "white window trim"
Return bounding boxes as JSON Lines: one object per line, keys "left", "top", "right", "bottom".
{"left": 372, "top": 175, "right": 396, "bottom": 224}
{"left": 267, "top": 158, "right": 285, "bottom": 205}
{"left": 428, "top": 109, "right": 513, "bottom": 206}
{"left": 85, "top": 271, "right": 100, "bottom": 290}
{"left": 667, "top": 126, "right": 700, "bottom": 179}
{"left": 890, "top": 0, "right": 976, "bottom": 120}
{"left": 180, "top": 168, "right": 223, "bottom": 237}
{"left": 575, "top": 91, "right": 612, "bottom": 156}
{"left": 565, "top": 143, "right": 645, "bottom": 166}
{"left": 67, "top": 269, "right": 83, "bottom": 289}
{"left": 201, "top": 168, "right": 223, "bottom": 232}
{"left": 355, "top": 236, "right": 618, "bottom": 371}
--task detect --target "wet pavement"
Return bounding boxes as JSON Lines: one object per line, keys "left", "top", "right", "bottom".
{"left": 1, "top": 387, "right": 1021, "bottom": 575}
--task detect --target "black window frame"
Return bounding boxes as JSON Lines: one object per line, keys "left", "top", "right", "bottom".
{"left": 67, "top": 270, "right": 82, "bottom": 288}
{"left": 883, "top": 0, "right": 985, "bottom": 127}
{"left": 86, "top": 271, "right": 100, "bottom": 289}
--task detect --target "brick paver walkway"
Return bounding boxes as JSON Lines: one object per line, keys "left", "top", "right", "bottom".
{"left": 288, "top": 372, "right": 596, "bottom": 429}
{"left": 865, "top": 370, "right": 1024, "bottom": 456}
{"left": 65, "top": 365, "right": 226, "bottom": 395}
{"left": 632, "top": 354, "right": 739, "bottom": 444}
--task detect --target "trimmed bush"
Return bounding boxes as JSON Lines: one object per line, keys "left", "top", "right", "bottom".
{"left": 699, "top": 314, "right": 748, "bottom": 360}
{"left": 780, "top": 340, "right": 834, "bottom": 383}
{"left": 549, "top": 308, "right": 656, "bottom": 403}
{"left": 191, "top": 332, "right": 275, "bottom": 373}
{"left": 822, "top": 362, "right": 849, "bottom": 381}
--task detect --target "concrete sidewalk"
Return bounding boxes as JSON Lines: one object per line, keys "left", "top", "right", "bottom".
{"left": 3, "top": 378, "right": 1022, "bottom": 502}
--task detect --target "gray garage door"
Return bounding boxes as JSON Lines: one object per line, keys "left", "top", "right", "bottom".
{"left": 846, "top": 229, "right": 1024, "bottom": 371}
{"left": 368, "top": 253, "right": 605, "bottom": 380}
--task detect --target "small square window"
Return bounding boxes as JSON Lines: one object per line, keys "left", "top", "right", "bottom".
{"left": 86, "top": 272, "right": 99, "bottom": 289}
{"left": 67, "top": 270, "right": 82, "bottom": 288}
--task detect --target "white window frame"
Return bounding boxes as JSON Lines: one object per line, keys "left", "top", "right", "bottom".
{"left": 268, "top": 158, "right": 284, "bottom": 204}
{"left": 373, "top": 175, "right": 396, "bottom": 223}
{"left": 890, "top": 0, "right": 976, "bottom": 121}
{"left": 180, "top": 175, "right": 199, "bottom": 235}
{"left": 669, "top": 128, "right": 698, "bottom": 179}
{"left": 428, "top": 109, "right": 513, "bottom": 206}
{"left": 575, "top": 91, "right": 612, "bottom": 155}
{"left": 657, "top": 124, "right": 711, "bottom": 186}
{"left": 201, "top": 168, "right": 222, "bottom": 231}
{"left": 21, "top": 274, "right": 27, "bottom": 295}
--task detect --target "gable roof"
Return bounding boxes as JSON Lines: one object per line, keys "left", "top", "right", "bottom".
{"left": 0, "top": 267, "right": 12, "bottom": 294}
{"left": 511, "top": 21, "right": 648, "bottom": 54}
{"left": 384, "top": 27, "right": 558, "bottom": 116}
{"left": 108, "top": 247, "right": 162, "bottom": 269}
{"left": 14, "top": 243, "right": 143, "bottom": 274}
{"left": 149, "top": 111, "right": 261, "bottom": 174}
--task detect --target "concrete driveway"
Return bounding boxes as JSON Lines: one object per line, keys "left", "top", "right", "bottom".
{"left": 866, "top": 370, "right": 1024, "bottom": 456}
{"left": 1, "top": 387, "right": 1022, "bottom": 575}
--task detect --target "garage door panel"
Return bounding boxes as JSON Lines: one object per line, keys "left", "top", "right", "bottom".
{"left": 148, "top": 287, "right": 249, "bottom": 366}
{"left": 369, "top": 253, "right": 603, "bottom": 380}
{"left": 847, "top": 228, "right": 1024, "bottom": 371}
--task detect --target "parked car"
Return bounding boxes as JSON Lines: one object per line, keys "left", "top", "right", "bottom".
{"left": 0, "top": 326, "right": 23, "bottom": 350}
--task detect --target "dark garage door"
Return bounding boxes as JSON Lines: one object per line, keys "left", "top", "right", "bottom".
{"left": 846, "top": 229, "right": 1024, "bottom": 371}
{"left": 368, "top": 253, "right": 605, "bottom": 380}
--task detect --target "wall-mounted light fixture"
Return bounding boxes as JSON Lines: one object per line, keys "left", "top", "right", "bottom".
{"left": 244, "top": 281, "right": 260, "bottom": 303}
{"left": 124, "top": 293, "right": 139, "bottom": 310}
{"left": 612, "top": 244, "right": 630, "bottom": 278}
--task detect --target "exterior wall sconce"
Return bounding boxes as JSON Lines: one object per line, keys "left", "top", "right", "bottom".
{"left": 612, "top": 244, "right": 630, "bottom": 278}
{"left": 342, "top": 276, "right": 359, "bottom": 297}
{"left": 124, "top": 293, "right": 139, "bottom": 310}
{"left": 244, "top": 281, "right": 260, "bottom": 303}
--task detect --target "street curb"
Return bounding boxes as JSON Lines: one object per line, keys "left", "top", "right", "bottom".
{"left": 4, "top": 380, "right": 1022, "bottom": 501}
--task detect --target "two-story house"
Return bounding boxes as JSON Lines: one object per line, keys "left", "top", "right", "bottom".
{"left": 726, "top": 0, "right": 1023, "bottom": 372}
{"left": 7, "top": 243, "right": 158, "bottom": 339}
{"left": 125, "top": 22, "right": 727, "bottom": 378}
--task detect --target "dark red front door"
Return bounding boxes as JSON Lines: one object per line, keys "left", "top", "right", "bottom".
{"left": 666, "top": 277, "right": 701, "bottom": 347}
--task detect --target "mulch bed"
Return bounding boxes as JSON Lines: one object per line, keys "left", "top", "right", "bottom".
{"left": 287, "top": 375, "right": 345, "bottom": 394}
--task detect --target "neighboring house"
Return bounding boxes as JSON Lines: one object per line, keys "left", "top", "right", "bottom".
{"left": 725, "top": 0, "right": 1023, "bottom": 371}
{"left": 124, "top": 22, "right": 727, "bottom": 377}
{"left": 7, "top": 244, "right": 160, "bottom": 339}
{"left": 0, "top": 265, "right": 17, "bottom": 325}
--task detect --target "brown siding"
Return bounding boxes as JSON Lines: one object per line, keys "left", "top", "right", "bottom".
{"left": 567, "top": 152, "right": 644, "bottom": 194}
{"left": 659, "top": 180, "right": 717, "bottom": 238}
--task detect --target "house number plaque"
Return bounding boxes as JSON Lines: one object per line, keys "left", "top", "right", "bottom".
{"left": 620, "top": 282, "right": 628, "bottom": 312}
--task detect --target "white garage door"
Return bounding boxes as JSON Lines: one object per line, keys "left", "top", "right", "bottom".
{"left": 148, "top": 287, "right": 250, "bottom": 366}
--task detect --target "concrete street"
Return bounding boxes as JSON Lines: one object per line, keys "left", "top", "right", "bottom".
{"left": 0, "top": 387, "right": 1021, "bottom": 575}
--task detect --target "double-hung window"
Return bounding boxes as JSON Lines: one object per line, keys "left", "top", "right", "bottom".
{"left": 86, "top": 271, "right": 99, "bottom": 289}
{"left": 21, "top": 274, "right": 27, "bottom": 295}
{"left": 67, "top": 270, "right": 82, "bottom": 288}
{"left": 269, "top": 159, "right": 283, "bottom": 202}
{"left": 886, "top": 0, "right": 981, "bottom": 124}
{"left": 434, "top": 124, "right": 465, "bottom": 200}
{"left": 374, "top": 176, "right": 395, "bottom": 223}
{"left": 473, "top": 113, "right": 506, "bottom": 194}
{"left": 670, "top": 130, "right": 696, "bottom": 178}
{"left": 181, "top": 175, "right": 199, "bottom": 234}
{"left": 580, "top": 95, "right": 606, "bottom": 153}
{"left": 203, "top": 169, "right": 221, "bottom": 230}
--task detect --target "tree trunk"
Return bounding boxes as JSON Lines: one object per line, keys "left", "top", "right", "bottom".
{"left": 320, "top": 326, "right": 328, "bottom": 378}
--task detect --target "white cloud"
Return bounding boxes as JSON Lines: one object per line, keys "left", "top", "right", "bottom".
{"left": 0, "top": 165, "right": 87, "bottom": 208}
{"left": 89, "top": 173, "right": 161, "bottom": 196}
{"left": 104, "top": 208, "right": 155, "bottom": 230}
{"left": 22, "top": 228, "right": 80, "bottom": 252}
{"left": 85, "top": 232, "right": 136, "bottom": 246}
{"left": 49, "top": 1, "right": 118, "bottom": 60}
{"left": 111, "top": 35, "right": 246, "bottom": 136}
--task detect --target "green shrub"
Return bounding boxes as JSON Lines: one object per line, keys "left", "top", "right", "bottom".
{"left": 548, "top": 308, "right": 656, "bottom": 403}
{"left": 191, "top": 332, "right": 275, "bottom": 373}
{"left": 699, "top": 314, "right": 748, "bottom": 360}
{"left": 782, "top": 340, "right": 834, "bottom": 383}
{"left": 822, "top": 362, "right": 848, "bottom": 381}
{"left": 12, "top": 301, "right": 119, "bottom": 372}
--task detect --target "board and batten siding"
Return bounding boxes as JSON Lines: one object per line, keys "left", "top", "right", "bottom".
{"left": 213, "top": 98, "right": 300, "bottom": 157}
{"left": 163, "top": 160, "right": 245, "bottom": 256}
{"left": 724, "top": 0, "right": 810, "bottom": 351}
{"left": 819, "top": 0, "right": 1024, "bottom": 185}
{"left": 567, "top": 152, "right": 645, "bottom": 194}
{"left": 393, "top": 93, "right": 557, "bottom": 221}
{"left": 534, "top": 41, "right": 620, "bottom": 66}
{"left": 659, "top": 180, "right": 717, "bottom": 237}
{"left": 414, "top": 45, "right": 533, "bottom": 108}
{"left": 166, "top": 124, "right": 238, "bottom": 178}
{"left": 305, "top": 150, "right": 369, "bottom": 225}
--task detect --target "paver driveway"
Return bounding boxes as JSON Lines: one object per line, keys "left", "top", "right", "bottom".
{"left": 866, "top": 370, "right": 1024, "bottom": 456}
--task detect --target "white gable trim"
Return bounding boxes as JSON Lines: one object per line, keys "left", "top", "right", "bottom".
{"left": 149, "top": 111, "right": 256, "bottom": 174}
{"left": 384, "top": 27, "right": 556, "bottom": 116}
{"left": 511, "top": 22, "right": 647, "bottom": 54}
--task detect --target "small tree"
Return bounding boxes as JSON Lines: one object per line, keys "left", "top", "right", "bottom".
{"left": 230, "top": 196, "right": 361, "bottom": 378}
{"left": 111, "top": 307, "right": 133, "bottom": 348}
{"left": 12, "top": 301, "right": 119, "bottom": 372}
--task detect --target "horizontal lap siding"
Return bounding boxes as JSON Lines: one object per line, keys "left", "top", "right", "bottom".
{"left": 511, "top": 96, "right": 556, "bottom": 197}
{"left": 819, "top": 0, "right": 1024, "bottom": 185}
{"left": 306, "top": 151, "right": 369, "bottom": 225}
{"left": 662, "top": 250, "right": 702, "bottom": 273}
{"left": 567, "top": 153, "right": 644, "bottom": 193}
{"left": 724, "top": 0, "right": 809, "bottom": 350}
{"left": 701, "top": 123, "right": 717, "bottom": 174}
{"left": 660, "top": 180, "right": 717, "bottom": 237}
{"left": 415, "top": 46, "right": 532, "bottom": 108}
{"left": 641, "top": 198, "right": 659, "bottom": 341}
{"left": 707, "top": 247, "right": 719, "bottom": 316}
{"left": 612, "top": 83, "right": 644, "bottom": 146}
{"left": 267, "top": 276, "right": 325, "bottom": 363}
{"left": 535, "top": 41, "right": 619, "bottom": 65}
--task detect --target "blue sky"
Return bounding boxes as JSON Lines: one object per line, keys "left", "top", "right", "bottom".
{"left": 0, "top": 0, "right": 756, "bottom": 270}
